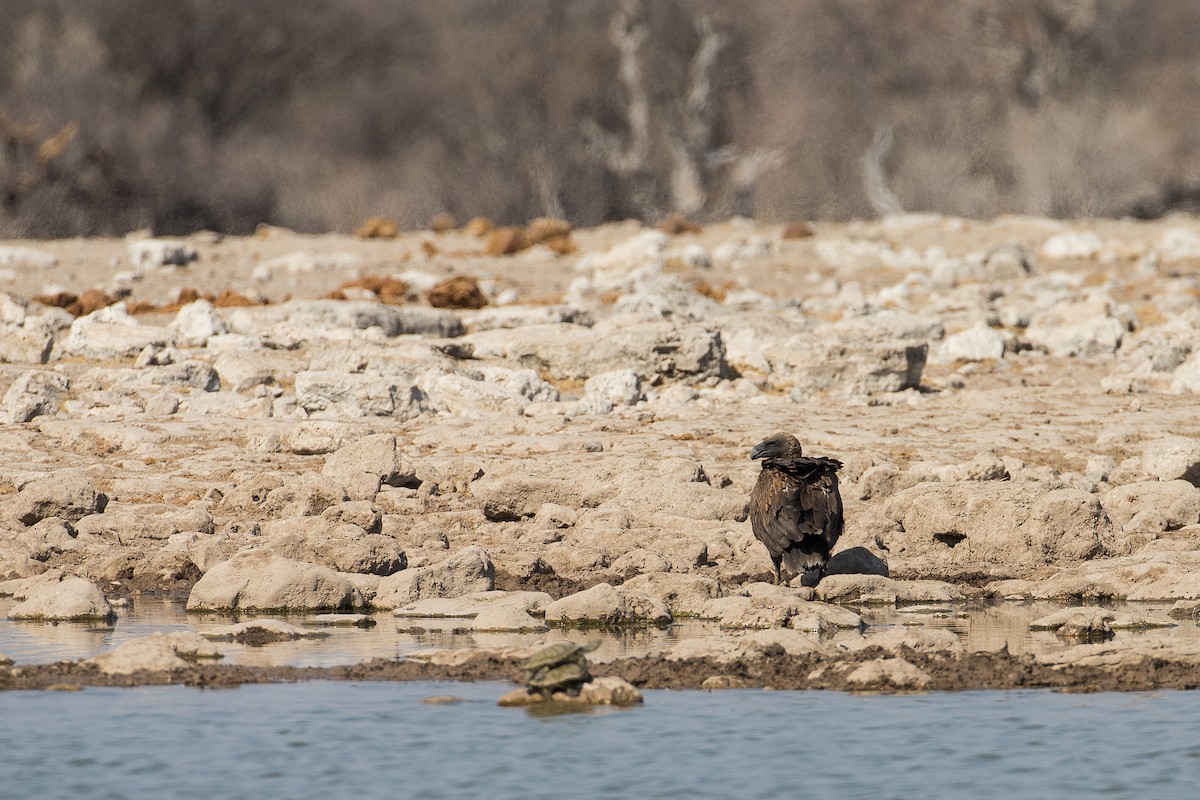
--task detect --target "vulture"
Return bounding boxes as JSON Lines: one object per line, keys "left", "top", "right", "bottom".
{"left": 749, "top": 432, "right": 844, "bottom": 586}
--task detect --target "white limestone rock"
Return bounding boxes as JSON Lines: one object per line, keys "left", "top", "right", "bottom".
{"left": 185, "top": 549, "right": 364, "bottom": 611}
{"left": 7, "top": 576, "right": 115, "bottom": 621}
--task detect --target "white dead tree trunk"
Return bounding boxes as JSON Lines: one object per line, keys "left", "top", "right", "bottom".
{"left": 667, "top": 13, "right": 724, "bottom": 214}
{"left": 584, "top": 0, "right": 650, "bottom": 177}
{"left": 863, "top": 123, "right": 903, "bottom": 216}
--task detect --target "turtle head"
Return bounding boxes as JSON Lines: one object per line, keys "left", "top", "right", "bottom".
{"left": 750, "top": 433, "right": 803, "bottom": 461}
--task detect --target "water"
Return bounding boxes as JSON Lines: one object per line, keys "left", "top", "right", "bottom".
{"left": 3, "top": 595, "right": 1198, "bottom": 668}
{"left": 2, "top": 682, "right": 1199, "bottom": 799}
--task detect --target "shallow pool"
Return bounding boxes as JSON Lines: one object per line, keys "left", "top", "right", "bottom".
{"left": 2, "top": 682, "right": 1198, "bottom": 799}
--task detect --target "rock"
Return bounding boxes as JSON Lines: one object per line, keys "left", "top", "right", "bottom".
{"left": 882, "top": 482, "right": 1122, "bottom": 580}
{"left": 766, "top": 335, "right": 927, "bottom": 396}
{"left": 497, "top": 676, "right": 643, "bottom": 707}
{"left": 2, "top": 370, "right": 68, "bottom": 423}
{"left": 469, "top": 607, "right": 548, "bottom": 632}
{"left": 282, "top": 420, "right": 363, "bottom": 455}
{"left": 13, "top": 472, "right": 108, "bottom": 525}
{"left": 938, "top": 322, "right": 1006, "bottom": 362}
{"left": 185, "top": 549, "right": 364, "bottom": 611}
{"left": 7, "top": 576, "right": 115, "bottom": 621}
{"left": 1140, "top": 437, "right": 1200, "bottom": 486}
{"left": 170, "top": 299, "right": 228, "bottom": 347}
{"left": 90, "top": 632, "right": 221, "bottom": 675}
{"left": 371, "top": 546, "right": 495, "bottom": 609}
{"left": 544, "top": 582, "right": 672, "bottom": 626}
{"left": 854, "top": 628, "right": 964, "bottom": 656}
{"left": 986, "top": 550, "right": 1200, "bottom": 601}
{"left": 824, "top": 547, "right": 890, "bottom": 577}
{"left": 1036, "top": 638, "right": 1200, "bottom": 669}
{"left": 265, "top": 521, "right": 406, "bottom": 576}
{"left": 579, "top": 369, "right": 642, "bottom": 413}
{"left": 63, "top": 304, "right": 174, "bottom": 360}
{"left": 295, "top": 370, "right": 429, "bottom": 419}
{"left": 1169, "top": 600, "right": 1200, "bottom": 619}
{"left": 128, "top": 238, "right": 197, "bottom": 268}
{"left": 1025, "top": 298, "right": 1126, "bottom": 358}
{"left": 814, "top": 575, "right": 963, "bottom": 604}
{"left": 394, "top": 590, "right": 553, "bottom": 618}
{"left": 1040, "top": 231, "right": 1102, "bottom": 260}
{"left": 1101, "top": 481, "right": 1200, "bottom": 531}
{"left": 422, "top": 365, "right": 557, "bottom": 415}
{"left": 845, "top": 657, "right": 931, "bottom": 690}
{"left": 465, "top": 317, "right": 727, "bottom": 384}
{"left": 701, "top": 675, "right": 748, "bottom": 689}
{"left": 1029, "top": 607, "right": 1116, "bottom": 641}
{"left": 262, "top": 476, "right": 349, "bottom": 518}
{"left": 0, "top": 244, "right": 57, "bottom": 268}
{"left": 202, "top": 619, "right": 330, "bottom": 643}
{"left": 618, "top": 573, "right": 722, "bottom": 617}
{"left": 472, "top": 475, "right": 606, "bottom": 521}
{"left": 307, "top": 613, "right": 376, "bottom": 627}
{"left": 700, "top": 585, "right": 862, "bottom": 632}
{"left": 0, "top": 325, "right": 54, "bottom": 364}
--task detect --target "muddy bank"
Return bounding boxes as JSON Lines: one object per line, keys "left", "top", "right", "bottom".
{"left": 5, "top": 646, "right": 1200, "bottom": 694}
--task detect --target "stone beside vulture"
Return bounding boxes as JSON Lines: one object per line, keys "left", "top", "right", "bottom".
{"left": 749, "top": 433, "right": 844, "bottom": 586}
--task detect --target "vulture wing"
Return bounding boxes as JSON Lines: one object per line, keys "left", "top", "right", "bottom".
{"left": 750, "top": 457, "right": 844, "bottom": 565}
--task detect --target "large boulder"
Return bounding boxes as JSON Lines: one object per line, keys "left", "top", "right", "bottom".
{"left": 264, "top": 520, "right": 406, "bottom": 576}
{"left": 987, "top": 550, "right": 1200, "bottom": 601}
{"left": 13, "top": 472, "right": 108, "bottom": 525}
{"left": 1101, "top": 481, "right": 1200, "bottom": 531}
{"left": 544, "top": 582, "right": 672, "bottom": 626}
{"left": 1139, "top": 438, "right": 1200, "bottom": 486}
{"left": 185, "top": 549, "right": 364, "bottom": 611}
{"left": 7, "top": 576, "right": 115, "bottom": 621}
{"left": 2, "top": 370, "right": 68, "bottom": 423}
{"left": 90, "top": 632, "right": 220, "bottom": 674}
{"left": 464, "top": 317, "right": 728, "bottom": 384}
{"left": 63, "top": 304, "right": 173, "bottom": 360}
{"left": 295, "top": 371, "right": 429, "bottom": 419}
{"left": 882, "top": 481, "right": 1124, "bottom": 580}
{"left": 371, "top": 546, "right": 494, "bottom": 609}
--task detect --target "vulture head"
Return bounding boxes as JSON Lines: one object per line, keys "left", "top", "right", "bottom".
{"left": 750, "top": 433, "right": 803, "bottom": 461}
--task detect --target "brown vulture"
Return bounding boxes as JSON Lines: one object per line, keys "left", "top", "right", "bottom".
{"left": 749, "top": 433, "right": 843, "bottom": 586}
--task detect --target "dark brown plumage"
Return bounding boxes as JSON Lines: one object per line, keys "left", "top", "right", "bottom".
{"left": 749, "top": 433, "right": 843, "bottom": 586}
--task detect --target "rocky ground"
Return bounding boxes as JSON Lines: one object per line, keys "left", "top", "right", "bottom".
{"left": 4, "top": 213, "right": 1200, "bottom": 692}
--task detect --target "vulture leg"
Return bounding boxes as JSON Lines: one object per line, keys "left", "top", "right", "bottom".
{"left": 771, "top": 555, "right": 783, "bottom": 585}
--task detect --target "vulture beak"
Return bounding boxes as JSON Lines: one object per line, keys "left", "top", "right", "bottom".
{"left": 749, "top": 441, "right": 769, "bottom": 460}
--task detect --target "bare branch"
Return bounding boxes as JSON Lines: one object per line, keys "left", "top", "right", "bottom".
{"left": 863, "top": 124, "right": 903, "bottom": 216}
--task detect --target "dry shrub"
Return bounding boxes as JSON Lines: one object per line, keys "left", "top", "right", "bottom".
{"left": 337, "top": 274, "right": 409, "bottom": 305}
{"left": 355, "top": 216, "right": 399, "bottom": 239}
{"left": 525, "top": 216, "right": 572, "bottom": 243}
{"left": 691, "top": 279, "right": 734, "bottom": 302}
{"left": 214, "top": 289, "right": 264, "bottom": 307}
{"left": 427, "top": 275, "right": 488, "bottom": 309}
{"left": 541, "top": 234, "right": 578, "bottom": 255}
{"left": 485, "top": 227, "right": 531, "bottom": 256}
{"left": 465, "top": 216, "right": 495, "bottom": 237}
{"left": 657, "top": 213, "right": 703, "bottom": 235}
{"left": 429, "top": 212, "right": 457, "bottom": 233}
{"left": 781, "top": 220, "right": 814, "bottom": 239}
{"left": 33, "top": 288, "right": 118, "bottom": 316}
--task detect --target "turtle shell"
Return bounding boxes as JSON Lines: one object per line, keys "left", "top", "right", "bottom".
{"left": 526, "top": 661, "right": 590, "bottom": 690}
{"left": 524, "top": 640, "right": 599, "bottom": 672}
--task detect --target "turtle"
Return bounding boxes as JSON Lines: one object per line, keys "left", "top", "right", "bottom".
{"left": 522, "top": 640, "right": 600, "bottom": 698}
{"left": 526, "top": 661, "right": 591, "bottom": 698}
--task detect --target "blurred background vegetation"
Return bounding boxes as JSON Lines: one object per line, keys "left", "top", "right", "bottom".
{"left": 2, "top": 0, "right": 1199, "bottom": 237}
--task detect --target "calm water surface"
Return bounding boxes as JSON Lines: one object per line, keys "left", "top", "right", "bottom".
{"left": 2, "top": 682, "right": 1199, "bottom": 799}
{"left": 3, "top": 596, "right": 1198, "bottom": 668}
